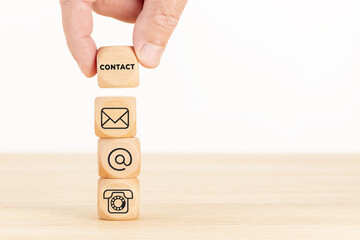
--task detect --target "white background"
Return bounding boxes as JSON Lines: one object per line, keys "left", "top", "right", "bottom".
{"left": 0, "top": 0, "right": 360, "bottom": 153}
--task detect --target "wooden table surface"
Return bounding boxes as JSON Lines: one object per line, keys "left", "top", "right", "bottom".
{"left": 0, "top": 154, "right": 360, "bottom": 239}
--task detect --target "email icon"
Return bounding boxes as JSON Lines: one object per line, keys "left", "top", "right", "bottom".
{"left": 101, "top": 108, "right": 129, "bottom": 129}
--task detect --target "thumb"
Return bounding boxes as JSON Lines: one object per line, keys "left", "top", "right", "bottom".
{"left": 133, "top": 0, "right": 187, "bottom": 68}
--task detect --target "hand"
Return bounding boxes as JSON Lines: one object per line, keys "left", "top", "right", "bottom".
{"left": 60, "top": 0, "right": 187, "bottom": 77}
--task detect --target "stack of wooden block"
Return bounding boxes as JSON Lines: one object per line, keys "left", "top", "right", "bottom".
{"left": 94, "top": 46, "right": 141, "bottom": 220}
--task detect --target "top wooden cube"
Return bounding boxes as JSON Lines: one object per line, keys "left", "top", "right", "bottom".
{"left": 97, "top": 46, "right": 139, "bottom": 88}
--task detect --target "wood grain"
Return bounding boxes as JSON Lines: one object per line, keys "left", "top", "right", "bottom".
{"left": 0, "top": 154, "right": 359, "bottom": 239}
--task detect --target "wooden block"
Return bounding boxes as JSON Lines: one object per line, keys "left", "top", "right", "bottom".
{"left": 97, "top": 46, "right": 139, "bottom": 88}
{"left": 98, "top": 178, "right": 140, "bottom": 220}
{"left": 98, "top": 138, "right": 141, "bottom": 179}
{"left": 95, "top": 97, "right": 136, "bottom": 138}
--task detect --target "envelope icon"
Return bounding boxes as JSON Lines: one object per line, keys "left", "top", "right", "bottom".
{"left": 101, "top": 108, "right": 129, "bottom": 129}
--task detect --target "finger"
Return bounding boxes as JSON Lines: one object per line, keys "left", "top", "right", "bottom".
{"left": 133, "top": 0, "right": 187, "bottom": 68}
{"left": 92, "top": 0, "right": 143, "bottom": 23}
{"left": 60, "top": 0, "right": 97, "bottom": 77}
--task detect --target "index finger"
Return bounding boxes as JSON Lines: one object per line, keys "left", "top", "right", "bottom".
{"left": 60, "top": 0, "right": 97, "bottom": 77}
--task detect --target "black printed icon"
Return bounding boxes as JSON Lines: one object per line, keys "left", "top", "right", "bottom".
{"left": 108, "top": 148, "right": 132, "bottom": 171}
{"left": 103, "top": 189, "right": 133, "bottom": 214}
{"left": 101, "top": 108, "right": 129, "bottom": 129}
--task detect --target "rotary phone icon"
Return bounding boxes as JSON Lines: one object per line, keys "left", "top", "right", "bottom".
{"left": 103, "top": 189, "right": 133, "bottom": 214}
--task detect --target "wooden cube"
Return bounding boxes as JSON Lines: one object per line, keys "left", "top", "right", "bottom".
{"left": 97, "top": 46, "right": 139, "bottom": 88}
{"left": 98, "top": 138, "right": 141, "bottom": 179}
{"left": 95, "top": 97, "right": 136, "bottom": 138}
{"left": 98, "top": 178, "right": 140, "bottom": 220}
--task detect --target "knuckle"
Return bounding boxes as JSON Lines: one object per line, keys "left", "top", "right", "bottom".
{"left": 150, "top": 13, "right": 179, "bottom": 32}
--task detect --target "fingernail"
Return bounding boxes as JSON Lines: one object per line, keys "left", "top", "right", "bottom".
{"left": 139, "top": 43, "right": 164, "bottom": 67}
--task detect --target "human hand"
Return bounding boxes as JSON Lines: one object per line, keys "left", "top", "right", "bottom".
{"left": 60, "top": 0, "right": 187, "bottom": 77}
